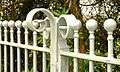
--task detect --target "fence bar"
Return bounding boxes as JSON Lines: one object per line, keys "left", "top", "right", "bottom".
{"left": 43, "top": 30, "right": 47, "bottom": 72}
{"left": 104, "top": 19, "right": 117, "bottom": 72}
{"left": 15, "top": 21, "right": 22, "bottom": 72}
{"left": 2, "top": 21, "right": 8, "bottom": 72}
{"left": 22, "top": 21, "right": 28, "bottom": 72}
{"left": 8, "top": 21, "right": 15, "bottom": 72}
{"left": 0, "top": 41, "right": 50, "bottom": 52}
{"left": 33, "top": 31, "right": 37, "bottom": 72}
{"left": 60, "top": 51, "right": 120, "bottom": 65}
{"left": 73, "top": 30, "right": 79, "bottom": 72}
{"left": 0, "top": 21, "right": 2, "bottom": 72}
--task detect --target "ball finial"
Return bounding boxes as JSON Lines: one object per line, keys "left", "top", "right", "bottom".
{"left": 15, "top": 20, "right": 22, "bottom": 28}
{"left": 22, "top": 21, "right": 28, "bottom": 28}
{"left": 104, "top": 19, "right": 117, "bottom": 32}
{"left": 2, "top": 20, "right": 8, "bottom": 27}
{"left": 86, "top": 19, "right": 97, "bottom": 31}
{"left": 8, "top": 20, "right": 15, "bottom": 27}
{"left": 73, "top": 19, "right": 82, "bottom": 30}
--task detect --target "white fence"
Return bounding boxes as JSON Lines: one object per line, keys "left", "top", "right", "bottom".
{"left": 0, "top": 8, "right": 119, "bottom": 72}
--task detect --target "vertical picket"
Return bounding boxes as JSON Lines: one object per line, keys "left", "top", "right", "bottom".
{"left": 104, "top": 19, "right": 117, "bottom": 72}
{"left": 22, "top": 21, "right": 28, "bottom": 72}
{"left": 8, "top": 20, "right": 15, "bottom": 72}
{"left": 50, "top": 18, "right": 58, "bottom": 72}
{"left": 43, "top": 30, "right": 47, "bottom": 72}
{"left": 15, "top": 21, "right": 22, "bottom": 72}
{"left": 33, "top": 31, "right": 37, "bottom": 72}
{"left": 0, "top": 21, "right": 2, "bottom": 72}
{"left": 73, "top": 30, "right": 79, "bottom": 72}
{"left": 2, "top": 20, "right": 8, "bottom": 72}
{"left": 86, "top": 19, "right": 97, "bottom": 72}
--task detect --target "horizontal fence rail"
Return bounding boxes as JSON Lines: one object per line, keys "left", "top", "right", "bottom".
{"left": 0, "top": 8, "right": 119, "bottom": 72}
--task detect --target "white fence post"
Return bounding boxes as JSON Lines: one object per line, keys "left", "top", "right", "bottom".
{"left": 15, "top": 20, "right": 22, "bottom": 72}
{"left": 86, "top": 19, "right": 97, "bottom": 72}
{"left": 2, "top": 20, "right": 8, "bottom": 72}
{"left": 8, "top": 20, "right": 15, "bottom": 72}
{"left": 32, "top": 20, "right": 38, "bottom": 72}
{"left": 22, "top": 21, "right": 28, "bottom": 72}
{"left": 25, "top": 8, "right": 58, "bottom": 72}
{"left": 104, "top": 19, "right": 117, "bottom": 72}
{"left": 73, "top": 20, "right": 81, "bottom": 72}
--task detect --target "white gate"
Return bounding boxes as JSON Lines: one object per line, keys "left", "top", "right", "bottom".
{"left": 0, "top": 8, "right": 119, "bottom": 72}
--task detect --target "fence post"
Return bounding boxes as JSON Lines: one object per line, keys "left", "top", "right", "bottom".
{"left": 73, "top": 20, "right": 81, "bottom": 72}
{"left": 2, "top": 20, "right": 8, "bottom": 72}
{"left": 15, "top": 21, "right": 22, "bottom": 72}
{"left": 86, "top": 19, "right": 97, "bottom": 72}
{"left": 26, "top": 8, "right": 58, "bottom": 72}
{"left": 104, "top": 19, "right": 117, "bottom": 72}
{"left": 8, "top": 20, "right": 15, "bottom": 72}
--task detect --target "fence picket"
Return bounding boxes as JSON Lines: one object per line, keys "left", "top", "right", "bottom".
{"left": 33, "top": 31, "right": 37, "bottom": 72}
{"left": 8, "top": 20, "right": 15, "bottom": 72}
{"left": 22, "top": 21, "right": 28, "bottom": 72}
{"left": 15, "top": 21, "right": 22, "bottom": 72}
{"left": 73, "top": 30, "right": 79, "bottom": 72}
{"left": 104, "top": 19, "right": 117, "bottom": 72}
{"left": 2, "top": 20, "right": 8, "bottom": 72}
{"left": 86, "top": 19, "right": 97, "bottom": 72}
{"left": 43, "top": 30, "right": 47, "bottom": 72}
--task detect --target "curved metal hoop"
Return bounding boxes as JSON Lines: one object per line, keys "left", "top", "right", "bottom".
{"left": 57, "top": 14, "right": 81, "bottom": 38}
{"left": 26, "top": 8, "right": 55, "bottom": 32}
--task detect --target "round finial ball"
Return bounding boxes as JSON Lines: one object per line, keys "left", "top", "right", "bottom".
{"left": 73, "top": 19, "right": 82, "bottom": 30}
{"left": 104, "top": 19, "right": 117, "bottom": 32}
{"left": 22, "top": 21, "right": 28, "bottom": 28}
{"left": 2, "top": 20, "right": 8, "bottom": 27}
{"left": 15, "top": 20, "right": 22, "bottom": 28}
{"left": 86, "top": 19, "right": 97, "bottom": 31}
{"left": 8, "top": 20, "right": 15, "bottom": 27}
{"left": 0, "top": 21, "right": 2, "bottom": 27}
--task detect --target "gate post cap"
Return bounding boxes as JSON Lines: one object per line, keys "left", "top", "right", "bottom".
{"left": 86, "top": 19, "right": 97, "bottom": 31}
{"left": 104, "top": 19, "right": 117, "bottom": 32}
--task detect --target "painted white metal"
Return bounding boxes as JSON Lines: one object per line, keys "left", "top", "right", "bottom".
{"left": 86, "top": 19, "right": 97, "bottom": 72}
{"left": 0, "top": 21, "right": 2, "bottom": 72}
{"left": 15, "top": 20, "right": 22, "bottom": 72}
{"left": 8, "top": 20, "right": 15, "bottom": 72}
{"left": 60, "top": 51, "right": 120, "bottom": 65}
{"left": 33, "top": 31, "right": 37, "bottom": 72}
{"left": 43, "top": 30, "right": 47, "bottom": 72}
{"left": 26, "top": 8, "right": 58, "bottom": 72}
{"left": 104, "top": 19, "right": 117, "bottom": 72}
{"left": 22, "top": 21, "right": 28, "bottom": 72}
{"left": 73, "top": 30, "right": 79, "bottom": 72}
{"left": 0, "top": 41, "right": 50, "bottom": 52}
{"left": 0, "top": 8, "right": 118, "bottom": 72}
{"left": 2, "top": 20, "right": 8, "bottom": 72}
